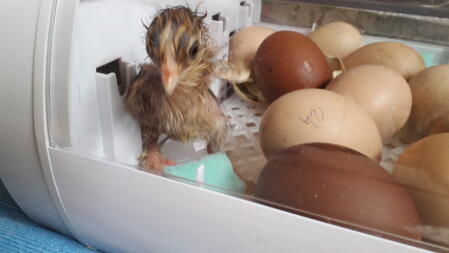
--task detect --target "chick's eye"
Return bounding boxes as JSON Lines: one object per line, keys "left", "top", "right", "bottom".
{"left": 188, "top": 42, "right": 199, "bottom": 58}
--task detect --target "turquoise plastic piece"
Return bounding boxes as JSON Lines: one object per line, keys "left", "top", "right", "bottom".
{"left": 164, "top": 153, "right": 246, "bottom": 194}
{"left": 420, "top": 51, "right": 435, "bottom": 67}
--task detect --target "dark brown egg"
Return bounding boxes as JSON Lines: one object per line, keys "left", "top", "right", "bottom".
{"left": 252, "top": 31, "right": 332, "bottom": 103}
{"left": 255, "top": 143, "right": 421, "bottom": 240}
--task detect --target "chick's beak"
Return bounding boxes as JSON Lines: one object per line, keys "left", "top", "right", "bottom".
{"left": 161, "top": 45, "right": 181, "bottom": 96}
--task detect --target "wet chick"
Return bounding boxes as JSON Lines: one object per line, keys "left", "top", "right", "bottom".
{"left": 124, "top": 6, "right": 228, "bottom": 172}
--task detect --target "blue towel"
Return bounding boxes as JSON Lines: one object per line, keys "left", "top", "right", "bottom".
{"left": 0, "top": 180, "right": 96, "bottom": 253}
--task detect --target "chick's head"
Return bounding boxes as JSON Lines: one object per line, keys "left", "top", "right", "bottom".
{"left": 145, "top": 6, "right": 215, "bottom": 96}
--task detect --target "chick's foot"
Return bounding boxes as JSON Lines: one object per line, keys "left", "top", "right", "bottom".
{"left": 139, "top": 147, "right": 176, "bottom": 173}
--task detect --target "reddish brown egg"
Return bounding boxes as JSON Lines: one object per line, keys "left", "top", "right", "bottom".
{"left": 255, "top": 143, "right": 421, "bottom": 240}
{"left": 252, "top": 31, "right": 332, "bottom": 103}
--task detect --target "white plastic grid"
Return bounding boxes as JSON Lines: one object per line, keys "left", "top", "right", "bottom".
{"left": 220, "top": 95, "right": 267, "bottom": 186}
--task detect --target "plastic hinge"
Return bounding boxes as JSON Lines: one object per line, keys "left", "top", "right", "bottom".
{"left": 95, "top": 62, "right": 142, "bottom": 165}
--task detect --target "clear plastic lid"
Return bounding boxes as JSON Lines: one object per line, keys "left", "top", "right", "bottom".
{"left": 281, "top": 0, "right": 449, "bottom": 18}
{"left": 67, "top": 0, "right": 449, "bottom": 251}
{"left": 263, "top": 0, "right": 449, "bottom": 47}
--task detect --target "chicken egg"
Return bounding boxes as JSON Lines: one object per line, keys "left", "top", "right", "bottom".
{"left": 408, "top": 65, "right": 449, "bottom": 137}
{"left": 259, "top": 89, "right": 382, "bottom": 159}
{"left": 228, "top": 26, "right": 274, "bottom": 69}
{"left": 326, "top": 64, "right": 412, "bottom": 142}
{"left": 256, "top": 143, "right": 421, "bottom": 240}
{"left": 253, "top": 31, "right": 332, "bottom": 103}
{"left": 343, "top": 42, "right": 425, "bottom": 80}
{"left": 308, "top": 21, "right": 363, "bottom": 58}
{"left": 393, "top": 133, "right": 449, "bottom": 233}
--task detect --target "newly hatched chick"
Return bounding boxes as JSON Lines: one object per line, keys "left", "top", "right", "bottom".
{"left": 124, "top": 6, "right": 228, "bottom": 172}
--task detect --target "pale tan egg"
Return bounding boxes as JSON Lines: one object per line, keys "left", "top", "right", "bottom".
{"left": 326, "top": 64, "right": 412, "bottom": 142}
{"left": 393, "top": 133, "right": 449, "bottom": 229}
{"left": 408, "top": 65, "right": 449, "bottom": 137}
{"left": 343, "top": 42, "right": 425, "bottom": 80}
{"left": 228, "top": 26, "right": 275, "bottom": 69}
{"left": 308, "top": 21, "right": 363, "bottom": 58}
{"left": 259, "top": 89, "right": 382, "bottom": 159}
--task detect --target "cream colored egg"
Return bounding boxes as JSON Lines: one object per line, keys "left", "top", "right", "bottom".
{"left": 228, "top": 26, "right": 274, "bottom": 69}
{"left": 259, "top": 89, "right": 382, "bottom": 159}
{"left": 408, "top": 65, "right": 449, "bottom": 136}
{"left": 393, "top": 133, "right": 449, "bottom": 229}
{"left": 308, "top": 21, "right": 362, "bottom": 58}
{"left": 326, "top": 64, "right": 412, "bottom": 142}
{"left": 343, "top": 42, "right": 425, "bottom": 80}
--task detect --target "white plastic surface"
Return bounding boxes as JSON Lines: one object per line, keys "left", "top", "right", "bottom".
{"left": 69, "top": 0, "right": 152, "bottom": 159}
{"left": 48, "top": 0, "right": 78, "bottom": 147}
{"left": 95, "top": 71, "right": 142, "bottom": 166}
{"left": 0, "top": 0, "right": 73, "bottom": 236}
{"left": 239, "top": 1, "right": 256, "bottom": 28}
{"left": 50, "top": 147, "right": 431, "bottom": 253}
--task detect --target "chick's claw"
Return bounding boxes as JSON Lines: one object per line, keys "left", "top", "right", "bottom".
{"left": 139, "top": 148, "right": 176, "bottom": 173}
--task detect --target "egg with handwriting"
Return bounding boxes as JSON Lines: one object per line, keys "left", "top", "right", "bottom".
{"left": 259, "top": 89, "right": 382, "bottom": 159}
